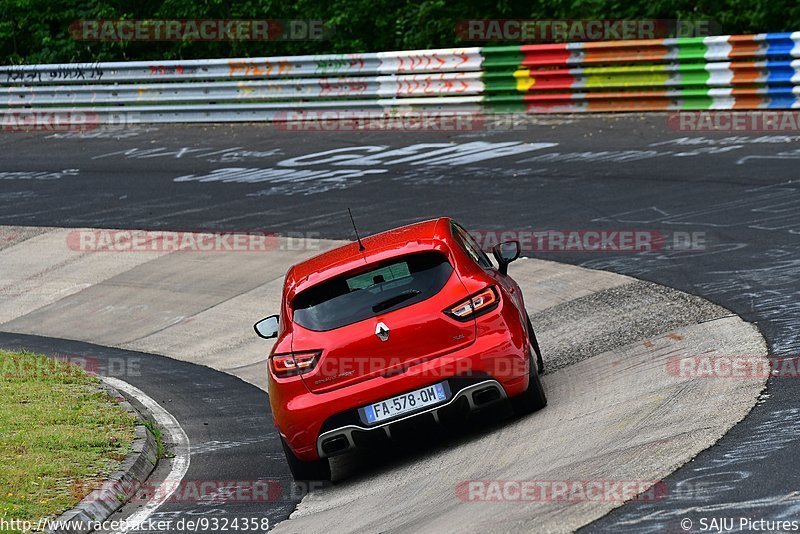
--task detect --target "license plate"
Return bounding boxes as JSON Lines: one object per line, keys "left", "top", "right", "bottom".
{"left": 360, "top": 382, "right": 449, "bottom": 425}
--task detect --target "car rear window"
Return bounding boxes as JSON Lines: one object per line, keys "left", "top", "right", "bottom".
{"left": 292, "top": 251, "right": 453, "bottom": 331}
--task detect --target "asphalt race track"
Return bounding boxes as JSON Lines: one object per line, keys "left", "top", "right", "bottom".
{"left": 0, "top": 227, "right": 768, "bottom": 532}
{"left": 1, "top": 114, "right": 799, "bottom": 531}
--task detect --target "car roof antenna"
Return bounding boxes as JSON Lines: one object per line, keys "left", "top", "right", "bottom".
{"left": 348, "top": 208, "right": 366, "bottom": 251}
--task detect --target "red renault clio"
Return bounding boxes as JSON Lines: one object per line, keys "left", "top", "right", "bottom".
{"left": 254, "top": 218, "right": 546, "bottom": 480}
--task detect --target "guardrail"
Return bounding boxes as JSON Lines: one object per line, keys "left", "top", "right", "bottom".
{"left": 1, "top": 32, "right": 799, "bottom": 123}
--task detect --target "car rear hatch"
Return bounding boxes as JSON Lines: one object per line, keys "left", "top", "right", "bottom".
{"left": 290, "top": 250, "right": 476, "bottom": 393}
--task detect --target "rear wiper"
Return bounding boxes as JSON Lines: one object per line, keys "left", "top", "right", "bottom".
{"left": 372, "top": 290, "right": 421, "bottom": 313}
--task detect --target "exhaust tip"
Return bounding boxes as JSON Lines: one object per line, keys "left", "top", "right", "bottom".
{"left": 321, "top": 435, "right": 350, "bottom": 455}
{"left": 472, "top": 386, "right": 502, "bottom": 406}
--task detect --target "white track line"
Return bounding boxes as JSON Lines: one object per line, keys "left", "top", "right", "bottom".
{"left": 103, "top": 376, "right": 191, "bottom": 534}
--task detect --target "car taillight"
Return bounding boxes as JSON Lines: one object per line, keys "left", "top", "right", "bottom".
{"left": 445, "top": 286, "right": 499, "bottom": 321}
{"left": 270, "top": 350, "right": 321, "bottom": 377}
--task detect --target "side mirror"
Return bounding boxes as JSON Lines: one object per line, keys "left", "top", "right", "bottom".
{"left": 254, "top": 315, "right": 279, "bottom": 339}
{"left": 492, "top": 241, "right": 520, "bottom": 275}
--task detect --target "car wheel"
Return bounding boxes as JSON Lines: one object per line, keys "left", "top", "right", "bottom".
{"left": 526, "top": 313, "right": 544, "bottom": 375}
{"left": 280, "top": 435, "right": 331, "bottom": 482}
{"left": 511, "top": 353, "right": 548, "bottom": 416}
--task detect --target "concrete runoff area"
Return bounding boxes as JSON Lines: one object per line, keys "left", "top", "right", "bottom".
{"left": 0, "top": 225, "right": 768, "bottom": 532}
{"left": 0, "top": 226, "right": 345, "bottom": 387}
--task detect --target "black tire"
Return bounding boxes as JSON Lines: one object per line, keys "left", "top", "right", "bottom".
{"left": 280, "top": 436, "right": 331, "bottom": 482}
{"left": 511, "top": 353, "right": 548, "bottom": 416}
{"left": 526, "top": 313, "right": 544, "bottom": 375}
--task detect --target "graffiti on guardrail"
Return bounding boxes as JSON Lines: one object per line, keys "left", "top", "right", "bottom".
{"left": 315, "top": 57, "right": 367, "bottom": 73}
{"left": 3, "top": 64, "right": 104, "bottom": 84}
{"left": 149, "top": 65, "right": 186, "bottom": 76}
{"left": 228, "top": 60, "right": 294, "bottom": 77}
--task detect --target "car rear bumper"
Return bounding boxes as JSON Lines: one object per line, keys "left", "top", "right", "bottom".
{"left": 316, "top": 378, "right": 508, "bottom": 457}
{"left": 272, "top": 328, "right": 530, "bottom": 461}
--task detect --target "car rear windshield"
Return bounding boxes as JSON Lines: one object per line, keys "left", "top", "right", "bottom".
{"left": 292, "top": 251, "right": 453, "bottom": 331}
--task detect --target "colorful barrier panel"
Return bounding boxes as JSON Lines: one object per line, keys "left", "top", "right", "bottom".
{"left": 480, "top": 32, "right": 800, "bottom": 111}
{"left": 1, "top": 32, "right": 799, "bottom": 123}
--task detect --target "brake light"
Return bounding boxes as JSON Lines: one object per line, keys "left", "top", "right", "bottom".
{"left": 270, "top": 350, "right": 321, "bottom": 377}
{"left": 445, "top": 286, "right": 499, "bottom": 320}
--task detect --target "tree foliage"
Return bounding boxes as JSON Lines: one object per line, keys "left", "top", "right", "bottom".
{"left": 1, "top": 0, "right": 798, "bottom": 64}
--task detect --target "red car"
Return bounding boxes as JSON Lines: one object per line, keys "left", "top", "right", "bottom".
{"left": 254, "top": 218, "right": 546, "bottom": 481}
